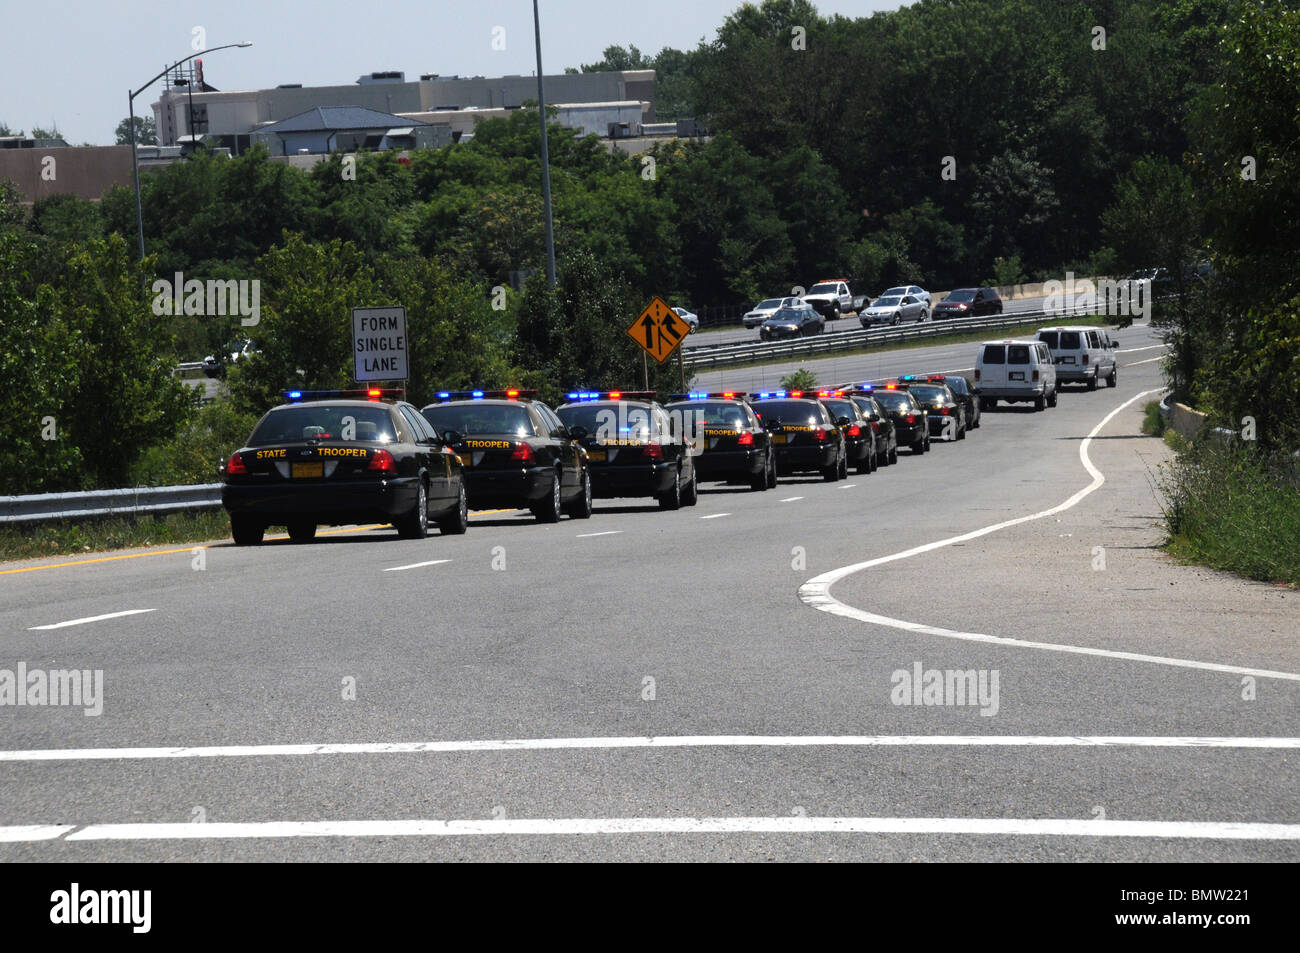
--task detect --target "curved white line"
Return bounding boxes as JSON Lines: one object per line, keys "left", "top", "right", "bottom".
{"left": 799, "top": 389, "right": 1300, "bottom": 682}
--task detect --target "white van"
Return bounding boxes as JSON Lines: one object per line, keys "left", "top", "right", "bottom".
{"left": 974, "top": 339, "right": 1058, "bottom": 411}
{"left": 1036, "top": 326, "right": 1117, "bottom": 390}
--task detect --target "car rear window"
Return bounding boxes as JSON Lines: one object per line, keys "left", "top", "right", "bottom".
{"left": 821, "top": 399, "right": 859, "bottom": 420}
{"left": 555, "top": 402, "right": 656, "bottom": 439}
{"left": 666, "top": 401, "right": 747, "bottom": 429}
{"left": 1007, "top": 345, "right": 1031, "bottom": 364}
{"left": 872, "top": 391, "right": 914, "bottom": 412}
{"left": 751, "top": 400, "right": 821, "bottom": 426}
{"left": 982, "top": 344, "right": 1006, "bottom": 364}
{"left": 421, "top": 403, "right": 536, "bottom": 437}
{"left": 908, "top": 385, "right": 947, "bottom": 402}
{"left": 1060, "top": 331, "right": 1081, "bottom": 349}
{"left": 249, "top": 405, "right": 397, "bottom": 446}
{"left": 1038, "top": 331, "right": 1059, "bottom": 349}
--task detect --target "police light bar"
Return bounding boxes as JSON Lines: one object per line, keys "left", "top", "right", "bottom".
{"left": 564, "top": 390, "right": 657, "bottom": 402}
{"left": 754, "top": 390, "right": 787, "bottom": 399}
{"left": 282, "top": 388, "right": 403, "bottom": 403}
{"left": 815, "top": 390, "right": 847, "bottom": 398}
{"left": 666, "top": 391, "right": 748, "bottom": 401}
{"left": 430, "top": 389, "right": 537, "bottom": 402}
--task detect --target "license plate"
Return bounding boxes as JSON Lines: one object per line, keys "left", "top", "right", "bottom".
{"left": 1009, "top": 372, "right": 1025, "bottom": 381}
{"left": 772, "top": 433, "right": 787, "bottom": 445}
{"left": 456, "top": 454, "right": 471, "bottom": 467}
{"left": 291, "top": 462, "right": 323, "bottom": 479}
{"left": 1059, "top": 356, "right": 1076, "bottom": 364}
{"left": 587, "top": 449, "right": 607, "bottom": 462}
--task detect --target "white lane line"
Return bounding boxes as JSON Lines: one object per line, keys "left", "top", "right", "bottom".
{"left": 1124, "top": 356, "right": 1164, "bottom": 366}
{"left": 2, "top": 734, "right": 1296, "bottom": 763}
{"left": 382, "top": 559, "right": 451, "bottom": 573}
{"left": 1116, "top": 344, "right": 1167, "bottom": 354}
{"left": 838, "top": 484, "right": 857, "bottom": 490}
{"left": 22, "top": 816, "right": 1294, "bottom": 842}
{"left": 799, "top": 390, "right": 1300, "bottom": 682}
{"left": 576, "top": 531, "right": 621, "bottom": 538}
{"left": 0, "top": 825, "right": 75, "bottom": 842}
{"left": 780, "top": 497, "right": 803, "bottom": 502}
{"left": 700, "top": 513, "right": 730, "bottom": 519}
{"left": 27, "top": 609, "right": 156, "bottom": 631}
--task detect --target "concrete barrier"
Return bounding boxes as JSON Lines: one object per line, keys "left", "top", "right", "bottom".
{"left": 1169, "top": 402, "right": 1209, "bottom": 442}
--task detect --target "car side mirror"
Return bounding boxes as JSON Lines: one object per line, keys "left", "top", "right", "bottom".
{"left": 835, "top": 416, "right": 851, "bottom": 427}
{"left": 442, "top": 429, "right": 461, "bottom": 444}
{"left": 765, "top": 417, "right": 783, "bottom": 431}
{"left": 568, "top": 425, "right": 588, "bottom": 440}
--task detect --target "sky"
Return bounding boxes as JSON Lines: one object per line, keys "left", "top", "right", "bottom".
{"left": 0, "top": 0, "right": 902, "bottom": 145}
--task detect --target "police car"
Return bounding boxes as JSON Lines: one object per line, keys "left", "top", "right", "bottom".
{"left": 222, "top": 388, "right": 469, "bottom": 545}
{"left": 420, "top": 389, "right": 592, "bottom": 523}
{"left": 871, "top": 382, "right": 930, "bottom": 454}
{"left": 815, "top": 390, "right": 878, "bottom": 474}
{"left": 838, "top": 385, "right": 900, "bottom": 467}
{"left": 662, "top": 391, "right": 776, "bottom": 491}
{"left": 748, "top": 391, "right": 848, "bottom": 481}
{"left": 898, "top": 376, "right": 966, "bottom": 440}
{"left": 555, "top": 391, "right": 698, "bottom": 509}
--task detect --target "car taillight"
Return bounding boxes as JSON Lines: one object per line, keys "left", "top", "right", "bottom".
{"left": 643, "top": 442, "right": 663, "bottom": 459}
{"left": 368, "top": 449, "right": 397, "bottom": 474}
{"left": 870, "top": 420, "right": 880, "bottom": 433}
{"left": 904, "top": 414, "right": 916, "bottom": 424}
{"left": 1032, "top": 370, "right": 1040, "bottom": 381}
{"left": 974, "top": 369, "right": 981, "bottom": 381}
{"left": 1082, "top": 354, "right": 1089, "bottom": 364}
{"left": 847, "top": 424, "right": 861, "bottom": 437}
{"left": 510, "top": 442, "right": 535, "bottom": 464}
{"left": 737, "top": 431, "right": 754, "bottom": 446}
{"left": 940, "top": 407, "right": 950, "bottom": 416}
{"left": 225, "top": 452, "right": 248, "bottom": 476}
{"left": 815, "top": 428, "right": 828, "bottom": 441}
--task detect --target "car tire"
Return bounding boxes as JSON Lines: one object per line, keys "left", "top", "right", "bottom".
{"left": 912, "top": 438, "right": 925, "bottom": 455}
{"left": 438, "top": 482, "right": 470, "bottom": 534}
{"left": 531, "top": 473, "right": 563, "bottom": 522}
{"left": 682, "top": 471, "right": 699, "bottom": 507}
{"left": 287, "top": 520, "right": 316, "bottom": 543}
{"left": 750, "top": 452, "right": 770, "bottom": 491}
{"left": 957, "top": 418, "right": 967, "bottom": 440}
{"left": 980, "top": 397, "right": 995, "bottom": 411}
{"left": 396, "top": 480, "right": 430, "bottom": 539}
{"left": 658, "top": 467, "right": 683, "bottom": 510}
{"left": 230, "top": 515, "right": 263, "bottom": 546}
{"left": 1035, "top": 394, "right": 1047, "bottom": 411}
{"left": 822, "top": 449, "right": 840, "bottom": 482}
{"left": 1087, "top": 374, "right": 1098, "bottom": 391}
{"left": 888, "top": 444, "right": 898, "bottom": 465}
{"left": 1047, "top": 387, "right": 1058, "bottom": 408}
{"left": 892, "top": 313, "right": 901, "bottom": 326}
{"left": 766, "top": 451, "right": 778, "bottom": 488}
{"left": 830, "top": 303, "right": 840, "bottom": 320}
{"left": 563, "top": 469, "right": 593, "bottom": 519}
{"left": 856, "top": 452, "right": 872, "bottom": 475}
{"left": 1108, "top": 366, "right": 1118, "bottom": 387}
{"left": 920, "top": 310, "right": 929, "bottom": 323}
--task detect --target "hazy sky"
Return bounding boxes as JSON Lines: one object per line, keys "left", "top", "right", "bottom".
{"left": 0, "top": 1, "right": 902, "bottom": 145}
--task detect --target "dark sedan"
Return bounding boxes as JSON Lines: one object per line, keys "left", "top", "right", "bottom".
{"left": 932, "top": 287, "right": 1003, "bottom": 319}
{"left": 749, "top": 394, "right": 847, "bottom": 481}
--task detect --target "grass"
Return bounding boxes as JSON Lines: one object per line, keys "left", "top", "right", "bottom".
{"left": 0, "top": 510, "right": 231, "bottom": 564}
{"left": 692, "top": 315, "right": 1111, "bottom": 373}
{"left": 1141, "top": 401, "right": 1166, "bottom": 437}
{"left": 1157, "top": 442, "right": 1300, "bottom": 586}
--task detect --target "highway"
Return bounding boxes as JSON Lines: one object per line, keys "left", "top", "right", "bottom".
{"left": 3, "top": 323, "right": 1297, "bottom": 861}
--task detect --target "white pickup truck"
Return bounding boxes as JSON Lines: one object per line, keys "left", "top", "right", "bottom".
{"left": 800, "top": 279, "right": 868, "bottom": 320}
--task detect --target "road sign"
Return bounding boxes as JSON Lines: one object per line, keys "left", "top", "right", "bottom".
{"left": 627, "top": 296, "right": 690, "bottom": 364}
{"left": 353, "top": 306, "right": 407, "bottom": 382}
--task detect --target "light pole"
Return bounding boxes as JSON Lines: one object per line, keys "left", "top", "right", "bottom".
{"left": 128, "top": 42, "right": 252, "bottom": 260}
{"left": 532, "top": 0, "right": 556, "bottom": 289}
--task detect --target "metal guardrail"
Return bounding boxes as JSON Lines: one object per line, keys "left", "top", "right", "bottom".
{"left": 682, "top": 302, "right": 1108, "bottom": 369}
{"left": 0, "top": 484, "right": 223, "bottom": 524}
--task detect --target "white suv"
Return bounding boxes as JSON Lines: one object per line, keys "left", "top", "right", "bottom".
{"left": 1036, "top": 326, "right": 1117, "bottom": 390}
{"left": 974, "top": 339, "right": 1058, "bottom": 411}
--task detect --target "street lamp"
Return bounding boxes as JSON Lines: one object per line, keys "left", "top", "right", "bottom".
{"left": 128, "top": 42, "right": 252, "bottom": 260}
{"left": 532, "top": 1, "right": 556, "bottom": 289}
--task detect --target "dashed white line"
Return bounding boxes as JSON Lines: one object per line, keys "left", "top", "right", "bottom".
{"left": 576, "top": 531, "right": 622, "bottom": 538}
{"left": 381, "top": 559, "right": 451, "bottom": 573}
{"left": 27, "top": 609, "right": 156, "bottom": 631}
{"left": 838, "top": 484, "right": 857, "bottom": 490}
{"left": 1124, "top": 356, "right": 1164, "bottom": 366}
{"left": 1, "top": 734, "right": 1294, "bottom": 763}
{"left": 1116, "top": 344, "right": 1167, "bottom": 354}
{"left": 700, "top": 513, "right": 731, "bottom": 519}
{"left": 799, "top": 389, "right": 1300, "bottom": 682}
{"left": 779, "top": 497, "right": 803, "bottom": 502}
{"left": 7, "top": 816, "right": 1290, "bottom": 842}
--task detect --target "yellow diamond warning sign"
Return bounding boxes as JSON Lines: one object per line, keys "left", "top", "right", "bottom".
{"left": 627, "top": 296, "right": 690, "bottom": 364}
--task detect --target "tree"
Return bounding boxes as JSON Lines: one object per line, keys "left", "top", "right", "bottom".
{"left": 115, "top": 115, "right": 157, "bottom": 146}
{"left": 29, "top": 125, "right": 62, "bottom": 141}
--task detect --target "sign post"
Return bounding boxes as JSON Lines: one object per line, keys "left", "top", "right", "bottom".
{"left": 353, "top": 306, "right": 408, "bottom": 385}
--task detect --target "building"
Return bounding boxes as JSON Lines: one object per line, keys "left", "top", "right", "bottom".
{"left": 250, "top": 106, "right": 444, "bottom": 156}
{"left": 151, "top": 68, "right": 657, "bottom": 154}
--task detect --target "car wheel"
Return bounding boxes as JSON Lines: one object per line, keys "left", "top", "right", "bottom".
{"left": 658, "top": 466, "right": 682, "bottom": 510}
{"left": 980, "top": 397, "right": 994, "bottom": 411}
{"left": 682, "top": 470, "right": 699, "bottom": 507}
{"left": 438, "top": 482, "right": 470, "bottom": 535}
{"left": 1047, "top": 387, "right": 1058, "bottom": 408}
{"left": 531, "top": 473, "right": 563, "bottom": 522}
{"left": 830, "top": 303, "right": 840, "bottom": 320}
{"left": 1108, "top": 366, "right": 1118, "bottom": 387}
{"left": 822, "top": 451, "right": 840, "bottom": 482}
{"left": 230, "top": 515, "right": 263, "bottom": 546}
{"left": 838, "top": 449, "right": 848, "bottom": 480}
{"left": 1087, "top": 373, "right": 1098, "bottom": 391}
{"left": 920, "top": 310, "right": 929, "bottom": 323}
{"left": 912, "top": 438, "right": 925, "bottom": 455}
{"left": 750, "top": 452, "right": 770, "bottom": 491}
{"left": 287, "top": 520, "right": 316, "bottom": 543}
{"left": 856, "top": 451, "right": 872, "bottom": 475}
{"left": 396, "top": 480, "right": 430, "bottom": 539}
{"left": 957, "top": 417, "right": 967, "bottom": 440}
{"left": 766, "top": 451, "right": 778, "bottom": 488}
{"left": 563, "top": 468, "right": 593, "bottom": 519}
{"left": 1034, "top": 394, "right": 1047, "bottom": 411}
{"left": 892, "top": 313, "right": 901, "bottom": 326}
{"left": 888, "top": 444, "right": 899, "bottom": 465}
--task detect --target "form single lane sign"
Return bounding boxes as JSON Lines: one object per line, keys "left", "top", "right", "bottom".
{"left": 353, "top": 306, "right": 408, "bottom": 382}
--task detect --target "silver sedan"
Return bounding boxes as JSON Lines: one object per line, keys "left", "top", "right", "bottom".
{"left": 859, "top": 294, "right": 929, "bottom": 327}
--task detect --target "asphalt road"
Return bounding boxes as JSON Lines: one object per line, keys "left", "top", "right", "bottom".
{"left": 3, "top": 323, "right": 1296, "bottom": 861}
